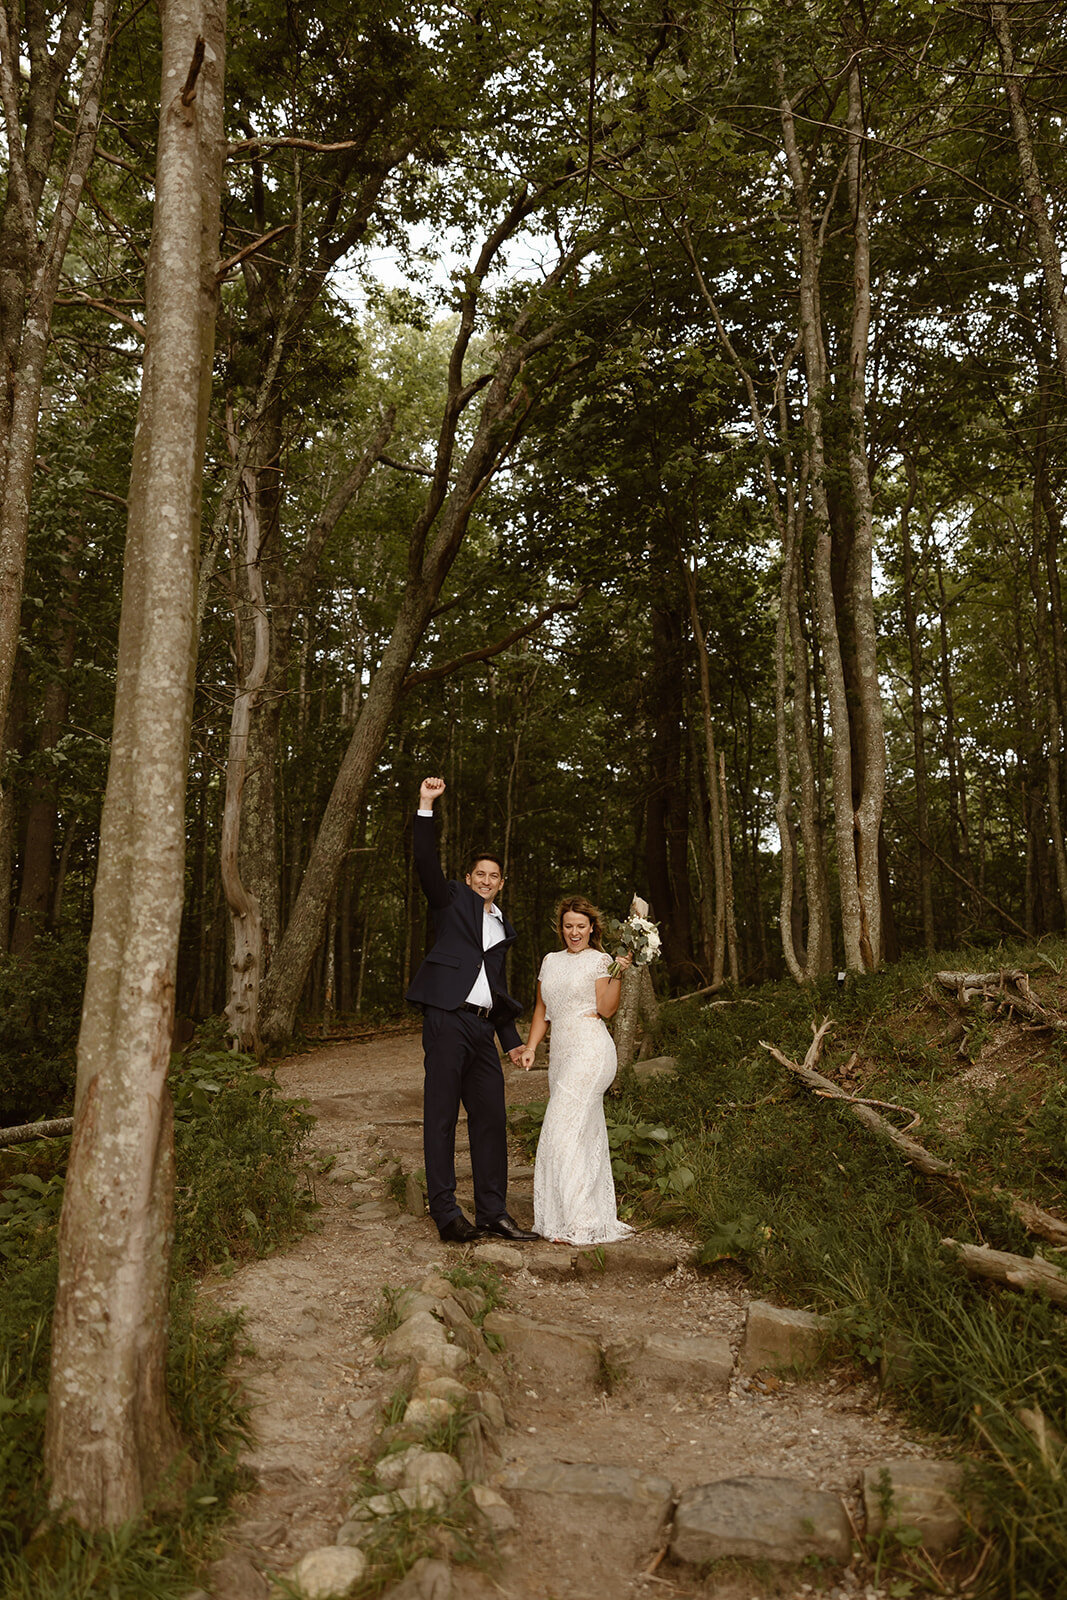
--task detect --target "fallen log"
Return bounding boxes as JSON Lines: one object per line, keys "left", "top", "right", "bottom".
{"left": 0, "top": 1116, "right": 75, "bottom": 1148}
{"left": 935, "top": 969, "right": 1067, "bottom": 1031}
{"left": 761, "top": 1022, "right": 1067, "bottom": 1248}
{"left": 941, "top": 1239, "right": 1067, "bottom": 1308}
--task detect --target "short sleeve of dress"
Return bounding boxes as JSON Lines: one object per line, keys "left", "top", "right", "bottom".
{"left": 595, "top": 951, "right": 612, "bottom": 978}
{"left": 538, "top": 954, "right": 550, "bottom": 983}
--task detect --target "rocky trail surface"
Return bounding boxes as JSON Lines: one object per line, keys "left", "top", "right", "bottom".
{"left": 194, "top": 1029, "right": 969, "bottom": 1600}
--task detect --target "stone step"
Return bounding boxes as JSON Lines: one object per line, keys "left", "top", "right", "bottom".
{"left": 671, "top": 1476, "right": 853, "bottom": 1568}
{"left": 739, "top": 1298, "right": 833, "bottom": 1374}
{"left": 482, "top": 1309, "right": 601, "bottom": 1386}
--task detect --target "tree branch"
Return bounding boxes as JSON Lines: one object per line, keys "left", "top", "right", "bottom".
{"left": 402, "top": 588, "right": 589, "bottom": 690}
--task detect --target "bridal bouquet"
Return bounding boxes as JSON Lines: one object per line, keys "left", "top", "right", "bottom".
{"left": 603, "top": 911, "right": 661, "bottom": 979}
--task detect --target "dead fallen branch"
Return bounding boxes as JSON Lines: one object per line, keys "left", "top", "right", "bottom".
{"left": 761, "top": 1022, "right": 939, "bottom": 1164}
{"left": 935, "top": 969, "right": 1067, "bottom": 1031}
{"left": 761, "top": 1021, "right": 1067, "bottom": 1248}
{"left": 0, "top": 1116, "right": 75, "bottom": 1148}
{"left": 941, "top": 1239, "right": 1067, "bottom": 1308}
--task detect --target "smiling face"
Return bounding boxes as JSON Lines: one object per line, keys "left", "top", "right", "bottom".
{"left": 561, "top": 911, "right": 593, "bottom": 953}
{"left": 466, "top": 857, "right": 504, "bottom": 907}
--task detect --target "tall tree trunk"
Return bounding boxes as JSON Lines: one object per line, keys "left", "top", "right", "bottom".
{"left": 843, "top": 58, "right": 885, "bottom": 968}
{"left": 0, "top": 0, "right": 115, "bottom": 788}
{"left": 779, "top": 64, "right": 867, "bottom": 972}
{"left": 682, "top": 557, "right": 725, "bottom": 985}
{"left": 900, "top": 460, "right": 934, "bottom": 949}
{"left": 45, "top": 0, "right": 225, "bottom": 1525}
{"left": 220, "top": 446, "right": 270, "bottom": 1052}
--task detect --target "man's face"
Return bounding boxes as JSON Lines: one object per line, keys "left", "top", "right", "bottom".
{"left": 466, "top": 858, "right": 503, "bottom": 906}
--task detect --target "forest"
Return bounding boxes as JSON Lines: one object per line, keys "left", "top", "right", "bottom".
{"left": 1, "top": 0, "right": 1066, "bottom": 1582}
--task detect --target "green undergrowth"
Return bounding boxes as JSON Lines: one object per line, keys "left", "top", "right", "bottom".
{"left": 0, "top": 1037, "right": 316, "bottom": 1596}
{"left": 619, "top": 940, "right": 1067, "bottom": 1598}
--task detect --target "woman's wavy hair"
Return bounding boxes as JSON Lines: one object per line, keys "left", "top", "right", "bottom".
{"left": 555, "top": 895, "right": 605, "bottom": 951}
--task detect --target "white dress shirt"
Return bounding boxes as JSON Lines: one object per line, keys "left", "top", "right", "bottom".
{"left": 466, "top": 900, "right": 504, "bottom": 1008}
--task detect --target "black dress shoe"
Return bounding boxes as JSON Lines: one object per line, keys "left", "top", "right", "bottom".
{"left": 438, "top": 1214, "right": 486, "bottom": 1244}
{"left": 483, "top": 1213, "right": 541, "bottom": 1243}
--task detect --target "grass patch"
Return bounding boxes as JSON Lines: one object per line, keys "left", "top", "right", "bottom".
{"left": 440, "top": 1263, "right": 505, "bottom": 1324}
{"left": 0, "top": 1035, "right": 316, "bottom": 1595}
{"left": 624, "top": 944, "right": 1067, "bottom": 1596}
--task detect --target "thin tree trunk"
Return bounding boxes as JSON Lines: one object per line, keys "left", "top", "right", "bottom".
{"left": 682, "top": 556, "right": 725, "bottom": 985}
{"left": 45, "top": 1, "right": 225, "bottom": 1526}
{"left": 900, "top": 460, "right": 934, "bottom": 948}
{"left": 0, "top": 0, "right": 115, "bottom": 783}
{"left": 844, "top": 59, "right": 884, "bottom": 968}
{"left": 220, "top": 440, "right": 270, "bottom": 1052}
{"left": 779, "top": 65, "right": 866, "bottom": 972}
{"left": 718, "top": 751, "right": 739, "bottom": 983}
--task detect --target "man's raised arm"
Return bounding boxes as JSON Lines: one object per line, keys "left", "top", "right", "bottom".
{"left": 413, "top": 776, "right": 450, "bottom": 909}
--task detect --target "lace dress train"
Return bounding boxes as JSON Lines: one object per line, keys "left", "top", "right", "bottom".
{"left": 533, "top": 948, "right": 634, "bottom": 1246}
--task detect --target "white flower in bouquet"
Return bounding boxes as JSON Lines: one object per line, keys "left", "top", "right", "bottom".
{"left": 604, "top": 911, "right": 662, "bottom": 978}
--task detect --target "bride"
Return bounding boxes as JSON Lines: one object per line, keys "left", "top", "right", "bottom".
{"left": 520, "top": 896, "right": 634, "bottom": 1246}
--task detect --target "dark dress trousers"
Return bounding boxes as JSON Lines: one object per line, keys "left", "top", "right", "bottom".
{"left": 405, "top": 813, "right": 522, "bottom": 1228}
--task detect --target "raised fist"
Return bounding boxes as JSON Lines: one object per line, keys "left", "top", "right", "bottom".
{"left": 419, "top": 776, "right": 446, "bottom": 808}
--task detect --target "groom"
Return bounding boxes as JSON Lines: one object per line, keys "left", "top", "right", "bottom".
{"left": 405, "top": 776, "right": 539, "bottom": 1244}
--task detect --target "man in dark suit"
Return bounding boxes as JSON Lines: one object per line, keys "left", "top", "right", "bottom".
{"left": 405, "top": 775, "right": 539, "bottom": 1244}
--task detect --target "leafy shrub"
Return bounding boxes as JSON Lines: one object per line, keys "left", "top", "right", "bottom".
{"left": 171, "top": 1047, "right": 316, "bottom": 1272}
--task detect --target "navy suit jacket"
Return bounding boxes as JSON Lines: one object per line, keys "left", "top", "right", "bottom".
{"left": 405, "top": 814, "right": 523, "bottom": 1053}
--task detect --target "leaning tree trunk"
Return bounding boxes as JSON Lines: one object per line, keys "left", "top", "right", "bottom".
{"left": 44, "top": 0, "right": 226, "bottom": 1527}
{"left": 260, "top": 198, "right": 594, "bottom": 1043}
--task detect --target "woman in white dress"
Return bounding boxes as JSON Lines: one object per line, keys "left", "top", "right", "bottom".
{"left": 519, "top": 897, "right": 634, "bottom": 1245}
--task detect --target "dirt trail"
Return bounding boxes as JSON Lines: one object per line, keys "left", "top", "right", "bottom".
{"left": 199, "top": 1029, "right": 941, "bottom": 1600}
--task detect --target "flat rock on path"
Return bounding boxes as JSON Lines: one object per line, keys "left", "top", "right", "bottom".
{"left": 199, "top": 1028, "right": 954, "bottom": 1600}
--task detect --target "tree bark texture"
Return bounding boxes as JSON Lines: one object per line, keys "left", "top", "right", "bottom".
{"left": 220, "top": 446, "right": 270, "bottom": 1052}
{"left": 45, "top": 0, "right": 226, "bottom": 1527}
{"left": 0, "top": 0, "right": 115, "bottom": 795}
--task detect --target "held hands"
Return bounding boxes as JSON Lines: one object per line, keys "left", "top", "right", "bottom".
{"left": 507, "top": 1045, "right": 528, "bottom": 1069}
{"left": 419, "top": 776, "right": 446, "bottom": 808}
{"left": 517, "top": 1046, "right": 536, "bottom": 1071}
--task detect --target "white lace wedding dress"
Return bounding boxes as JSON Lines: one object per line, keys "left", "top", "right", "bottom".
{"left": 532, "top": 947, "right": 634, "bottom": 1246}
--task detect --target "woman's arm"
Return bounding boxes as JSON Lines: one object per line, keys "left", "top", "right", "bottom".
{"left": 595, "top": 951, "right": 633, "bottom": 1018}
{"left": 519, "top": 983, "right": 547, "bottom": 1069}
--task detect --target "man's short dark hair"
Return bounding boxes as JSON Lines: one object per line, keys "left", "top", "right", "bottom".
{"left": 467, "top": 850, "right": 504, "bottom": 876}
